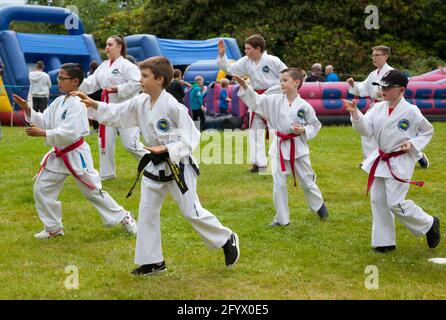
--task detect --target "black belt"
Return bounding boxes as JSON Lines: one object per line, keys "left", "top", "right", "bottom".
{"left": 126, "top": 152, "right": 199, "bottom": 198}
{"left": 143, "top": 170, "right": 173, "bottom": 182}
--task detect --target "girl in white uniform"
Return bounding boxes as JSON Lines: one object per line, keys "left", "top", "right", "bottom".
{"left": 234, "top": 68, "right": 329, "bottom": 226}
{"left": 345, "top": 69, "right": 440, "bottom": 252}
{"left": 217, "top": 35, "right": 287, "bottom": 172}
{"left": 80, "top": 35, "right": 147, "bottom": 180}
{"left": 72, "top": 56, "right": 240, "bottom": 275}
{"left": 13, "top": 63, "right": 137, "bottom": 239}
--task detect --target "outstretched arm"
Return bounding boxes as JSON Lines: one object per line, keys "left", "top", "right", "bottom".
{"left": 70, "top": 91, "right": 99, "bottom": 109}
{"left": 234, "top": 75, "right": 272, "bottom": 121}
{"left": 70, "top": 90, "right": 139, "bottom": 128}
{"left": 344, "top": 99, "right": 373, "bottom": 137}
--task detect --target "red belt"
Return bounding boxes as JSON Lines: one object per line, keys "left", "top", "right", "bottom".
{"left": 35, "top": 138, "right": 96, "bottom": 190}
{"left": 250, "top": 89, "right": 269, "bottom": 139}
{"left": 99, "top": 90, "right": 109, "bottom": 155}
{"left": 276, "top": 131, "right": 298, "bottom": 187}
{"left": 366, "top": 149, "right": 424, "bottom": 195}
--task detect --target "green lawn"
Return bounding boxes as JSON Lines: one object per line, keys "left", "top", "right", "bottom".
{"left": 0, "top": 123, "right": 445, "bottom": 299}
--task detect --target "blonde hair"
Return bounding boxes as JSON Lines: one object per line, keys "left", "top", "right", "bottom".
{"left": 220, "top": 78, "right": 230, "bottom": 87}
{"left": 194, "top": 75, "right": 204, "bottom": 82}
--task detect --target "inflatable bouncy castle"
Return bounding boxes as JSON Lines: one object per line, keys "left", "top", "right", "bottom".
{"left": 186, "top": 70, "right": 446, "bottom": 129}
{"left": 125, "top": 35, "right": 241, "bottom": 84}
{"left": 0, "top": 5, "right": 101, "bottom": 126}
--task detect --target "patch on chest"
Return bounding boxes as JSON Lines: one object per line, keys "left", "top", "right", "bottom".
{"left": 262, "top": 65, "right": 270, "bottom": 73}
{"left": 111, "top": 68, "right": 121, "bottom": 75}
{"left": 398, "top": 119, "right": 410, "bottom": 132}
{"left": 297, "top": 108, "right": 306, "bottom": 120}
{"left": 156, "top": 119, "right": 170, "bottom": 132}
{"left": 61, "top": 110, "right": 67, "bottom": 120}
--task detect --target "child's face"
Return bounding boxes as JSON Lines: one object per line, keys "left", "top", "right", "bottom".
{"left": 372, "top": 50, "right": 387, "bottom": 68}
{"left": 280, "top": 73, "right": 300, "bottom": 94}
{"left": 140, "top": 68, "right": 163, "bottom": 94}
{"left": 380, "top": 86, "right": 404, "bottom": 102}
{"left": 244, "top": 44, "right": 262, "bottom": 60}
{"left": 105, "top": 38, "right": 122, "bottom": 60}
{"left": 57, "top": 69, "right": 78, "bottom": 93}
{"left": 196, "top": 78, "right": 204, "bottom": 86}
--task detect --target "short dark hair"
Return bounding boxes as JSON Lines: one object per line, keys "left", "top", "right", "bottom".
{"left": 89, "top": 60, "right": 99, "bottom": 72}
{"left": 60, "top": 63, "right": 84, "bottom": 85}
{"left": 281, "top": 68, "right": 305, "bottom": 89}
{"left": 139, "top": 56, "right": 173, "bottom": 88}
{"left": 245, "top": 34, "right": 266, "bottom": 52}
{"left": 109, "top": 35, "right": 127, "bottom": 57}
{"left": 173, "top": 69, "right": 182, "bottom": 78}
{"left": 372, "top": 45, "right": 391, "bottom": 56}
{"left": 36, "top": 61, "right": 44, "bottom": 69}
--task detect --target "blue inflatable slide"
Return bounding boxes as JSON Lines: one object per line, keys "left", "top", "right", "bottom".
{"left": 0, "top": 5, "right": 101, "bottom": 125}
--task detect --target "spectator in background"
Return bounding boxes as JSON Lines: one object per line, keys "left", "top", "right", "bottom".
{"left": 325, "top": 65, "right": 339, "bottom": 82}
{"left": 87, "top": 60, "right": 102, "bottom": 130}
{"left": 166, "top": 69, "right": 191, "bottom": 103}
{"left": 190, "top": 75, "right": 206, "bottom": 131}
{"left": 29, "top": 61, "right": 52, "bottom": 112}
{"left": 306, "top": 63, "right": 325, "bottom": 82}
{"left": 218, "top": 78, "right": 231, "bottom": 114}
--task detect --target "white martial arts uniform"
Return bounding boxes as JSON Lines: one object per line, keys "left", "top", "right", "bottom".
{"left": 79, "top": 56, "right": 147, "bottom": 179}
{"left": 217, "top": 51, "right": 287, "bottom": 168}
{"left": 349, "top": 63, "right": 394, "bottom": 159}
{"left": 96, "top": 90, "right": 233, "bottom": 265}
{"left": 351, "top": 97, "right": 434, "bottom": 247}
{"left": 26, "top": 95, "right": 129, "bottom": 232}
{"left": 238, "top": 86, "right": 325, "bottom": 225}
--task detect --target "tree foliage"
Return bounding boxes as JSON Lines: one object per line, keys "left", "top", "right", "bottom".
{"left": 12, "top": 0, "right": 446, "bottom": 77}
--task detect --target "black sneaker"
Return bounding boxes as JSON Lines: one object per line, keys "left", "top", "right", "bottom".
{"left": 250, "top": 165, "right": 259, "bottom": 173}
{"left": 373, "top": 245, "right": 396, "bottom": 253}
{"left": 418, "top": 153, "right": 429, "bottom": 169}
{"left": 222, "top": 233, "right": 240, "bottom": 267}
{"left": 426, "top": 216, "right": 441, "bottom": 249}
{"left": 131, "top": 261, "right": 166, "bottom": 276}
{"left": 268, "top": 221, "right": 290, "bottom": 227}
{"left": 316, "top": 203, "right": 329, "bottom": 220}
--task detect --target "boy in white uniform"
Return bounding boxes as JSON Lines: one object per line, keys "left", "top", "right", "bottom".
{"left": 347, "top": 45, "right": 429, "bottom": 168}
{"left": 234, "top": 69, "right": 329, "bottom": 226}
{"left": 13, "top": 63, "right": 137, "bottom": 239}
{"left": 72, "top": 56, "right": 240, "bottom": 275}
{"left": 217, "top": 35, "right": 287, "bottom": 173}
{"left": 344, "top": 70, "right": 440, "bottom": 253}
{"left": 80, "top": 35, "right": 147, "bottom": 180}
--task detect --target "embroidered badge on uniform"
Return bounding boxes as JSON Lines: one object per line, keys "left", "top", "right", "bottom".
{"left": 61, "top": 110, "right": 67, "bottom": 120}
{"left": 112, "top": 68, "right": 120, "bottom": 75}
{"left": 297, "top": 108, "right": 306, "bottom": 120}
{"left": 156, "top": 119, "right": 170, "bottom": 132}
{"left": 398, "top": 119, "right": 410, "bottom": 132}
{"left": 262, "top": 65, "right": 270, "bottom": 73}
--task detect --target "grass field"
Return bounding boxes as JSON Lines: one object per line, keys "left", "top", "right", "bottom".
{"left": 0, "top": 123, "right": 445, "bottom": 300}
